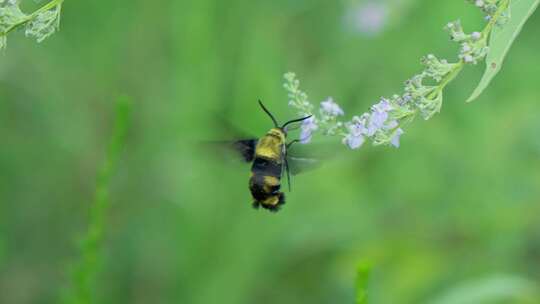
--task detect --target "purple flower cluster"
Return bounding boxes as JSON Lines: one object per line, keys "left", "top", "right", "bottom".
{"left": 300, "top": 97, "right": 345, "bottom": 144}
{"left": 284, "top": 0, "right": 510, "bottom": 151}
{"left": 320, "top": 97, "right": 345, "bottom": 117}
{"left": 342, "top": 99, "right": 404, "bottom": 149}
{"left": 285, "top": 73, "right": 405, "bottom": 149}
{"left": 300, "top": 116, "right": 318, "bottom": 144}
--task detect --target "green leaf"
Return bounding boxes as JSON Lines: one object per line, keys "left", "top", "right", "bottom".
{"left": 429, "top": 275, "right": 539, "bottom": 304}
{"left": 467, "top": 0, "right": 539, "bottom": 102}
{"left": 355, "top": 261, "right": 372, "bottom": 304}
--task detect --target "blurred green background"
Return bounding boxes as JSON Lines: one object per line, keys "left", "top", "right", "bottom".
{"left": 1, "top": 0, "right": 540, "bottom": 303}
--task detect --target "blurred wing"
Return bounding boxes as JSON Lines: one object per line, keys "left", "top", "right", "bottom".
{"left": 231, "top": 139, "right": 258, "bottom": 162}
{"left": 287, "top": 156, "right": 320, "bottom": 175}
{"left": 208, "top": 113, "right": 259, "bottom": 162}
{"left": 202, "top": 139, "right": 257, "bottom": 163}
{"left": 286, "top": 141, "right": 339, "bottom": 175}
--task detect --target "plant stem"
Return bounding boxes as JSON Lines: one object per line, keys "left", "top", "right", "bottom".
{"left": 429, "top": 63, "right": 464, "bottom": 99}
{"left": 483, "top": 0, "right": 510, "bottom": 37}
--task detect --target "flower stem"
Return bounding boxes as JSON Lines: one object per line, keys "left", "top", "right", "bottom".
{"left": 483, "top": 0, "right": 510, "bottom": 37}
{"left": 428, "top": 63, "right": 464, "bottom": 100}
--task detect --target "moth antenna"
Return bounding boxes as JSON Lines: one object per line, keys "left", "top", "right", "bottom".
{"left": 258, "top": 100, "right": 279, "bottom": 128}
{"left": 281, "top": 115, "right": 312, "bottom": 129}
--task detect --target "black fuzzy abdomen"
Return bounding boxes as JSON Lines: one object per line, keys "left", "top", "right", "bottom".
{"left": 249, "top": 174, "right": 280, "bottom": 199}
{"left": 249, "top": 157, "right": 285, "bottom": 211}
{"left": 251, "top": 157, "right": 282, "bottom": 177}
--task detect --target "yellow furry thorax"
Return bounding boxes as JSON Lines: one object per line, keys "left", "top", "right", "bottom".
{"left": 267, "top": 128, "right": 286, "bottom": 141}
{"left": 254, "top": 128, "right": 286, "bottom": 161}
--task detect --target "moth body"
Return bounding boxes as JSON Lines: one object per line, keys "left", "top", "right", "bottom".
{"left": 249, "top": 128, "right": 287, "bottom": 211}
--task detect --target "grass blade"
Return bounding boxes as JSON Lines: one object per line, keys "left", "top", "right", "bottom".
{"left": 356, "top": 261, "right": 372, "bottom": 304}
{"left": 62, "top": 96, "right": 131, "bottom": 304}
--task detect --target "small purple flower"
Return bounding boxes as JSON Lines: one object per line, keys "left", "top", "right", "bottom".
{"left": 342, "top": 115, "right": 369, "bottom": 149}
{"left": 367, "top": 98, "right": 393, "bottom": 135}
{"left": 300, "top": 116, "right": 318, "bottom": 144}
{"left": 372, "top": 99, "right": 392, "bottom": 112}
{"left": 390, "top": 128, "right": 404, "bottom": 148}
{"left": 343, "top": 133, "right": 365, "bottom": 149}
{"left": 368, "top": 111, "right": 387, "bottom": 135}
{"left": 350, "top": 115, "right": 368, "bottom": 136}
{"left": 384, "top": 120, "right": 399, "bottom": 130}
{"left": 320, "top": 97, "right": 344, "bottom": 117}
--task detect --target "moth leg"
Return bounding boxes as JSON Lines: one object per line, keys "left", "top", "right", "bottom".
{"left": 284, "top": 139, "right": 301, "bottom": 192}
{"left": 286, "top": 139, "right": 300, "bottom": 149}
{"left": 284, "top": 155, "right": 292, "bottom": 192}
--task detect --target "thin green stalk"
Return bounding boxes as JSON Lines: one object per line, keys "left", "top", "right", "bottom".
{"left": 63, "top": 96, "right": 131, "bottom": 304}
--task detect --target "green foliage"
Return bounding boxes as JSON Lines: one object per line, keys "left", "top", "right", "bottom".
{"left": 25, "top": 1, "right": 62, "bottom": 43}
{"left": 468, "top": 0, "right": 540, "bottom": 102}
{"left": 62, "top": 96, "right": 131, "bottom": 304}
{"left": 0, "top": 0, "right": 64, "bottom": 49}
